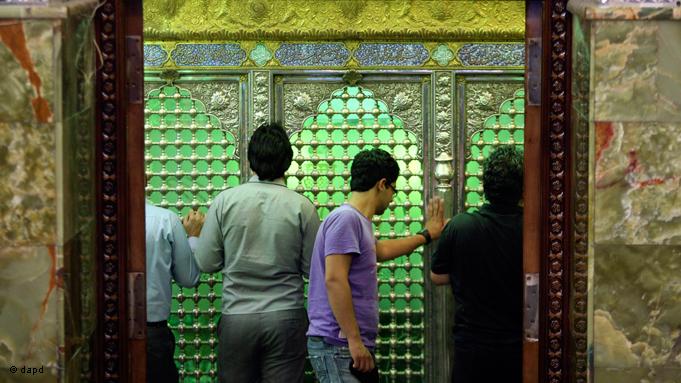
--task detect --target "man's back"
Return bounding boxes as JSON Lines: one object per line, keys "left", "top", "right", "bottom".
{"left": 145, "top": 203, "right": 200, "bottom": 321}
{"left": 195, "top": 177, "right": 320, "bottom": 314}
{"left": 434, "top": 203, "right": 523, "bottom": 346}
{"left": 145, "top": 202, "right": 201, "bottom": 383}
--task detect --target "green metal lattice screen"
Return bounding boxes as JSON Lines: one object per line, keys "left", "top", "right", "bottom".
{"left": 143, "top": 81, "right": 525, "bottom": 383}
{"left": 145, "top": 84, "right": 239, "bottom": 381}
{"left": 287, "top": 85, "right": 425, "bottom": 382}
{"left": 464, "top": 88, "right": 525, "bottom": 212}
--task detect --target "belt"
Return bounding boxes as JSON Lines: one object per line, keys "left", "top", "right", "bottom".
{"left": 147, "top": 320, "right": 168, "bottom": 328}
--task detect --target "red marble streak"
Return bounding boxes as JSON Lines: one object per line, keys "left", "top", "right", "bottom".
{"left": 595, "top": 121, "right": 615, "bottom": 162}
{"left": 0, "top": 21, "right": 52, "bottom": 123}
{"left": 597, "top": 148, "right": 672, "bottom": 190}
{"left": 638, "top": 178, "right": 665, "bottom": 187}
{"left": 37, "top": 245, "right": 58, "bottom": 331}
{"left": 25, "top": 245, "right": 58, "bottom": 359}
{"left": 627, "top": 150, "right": 668, "bottom": 189}
{"left": 626, "top": 149, "right": 639, "bottom": 173}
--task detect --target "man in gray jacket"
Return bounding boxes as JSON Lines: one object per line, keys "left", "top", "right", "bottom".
{"left": 195, "top": 123, "right": 320, "bottom": 383}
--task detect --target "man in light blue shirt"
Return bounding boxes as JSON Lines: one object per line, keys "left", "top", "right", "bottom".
{"left": 195, "top": 123, "right": 320, "bottom": 383}
{"left": 145, "top": 203, "right": 204, "bottom": 383}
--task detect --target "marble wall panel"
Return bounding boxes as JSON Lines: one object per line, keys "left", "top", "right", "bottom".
{"left": 572, "top": 17, "right": 591, "bottom": 127}
{"left": 656, "top": 21, "right": 681, "bottom": 122}
{"left": 593, "top": 20, "right": 681, "bottom": 123}
{"left": 594, "top": 121, "right": 681, "bottom": 244}
{"left": 593, "top": 21, "right": 658, "bottom": 121}
{"left": 0, "top": 245, "right": 61, "bottom": 382}
{"left": 0, "top": 122, "right": 56, "bottom": 246}
{"left": 593, "top": 245, "right": 681, "bottom": 382}
{"left": 0, "top": 19, "right": 56, "bottom": 124}
{"left": 1, "top": 4, "right": 96, "bottom": 382}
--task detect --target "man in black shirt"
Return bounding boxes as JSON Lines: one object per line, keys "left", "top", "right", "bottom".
{"left": 430, "top": 145, "right": 523, "bottom": 383}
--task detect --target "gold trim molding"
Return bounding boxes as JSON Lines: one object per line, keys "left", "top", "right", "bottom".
{"left": 144, "top": 0, "right": 525, "bottom": 42}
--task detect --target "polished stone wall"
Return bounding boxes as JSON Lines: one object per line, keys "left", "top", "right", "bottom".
{"left": 569, "top": 1, "right": 681, "bottom": 381}
{"left": 0, "top": 2, "right": 97, "bottom": 381}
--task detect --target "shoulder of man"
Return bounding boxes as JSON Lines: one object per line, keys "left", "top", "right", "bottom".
{"left": 146, "top": 203, "right": 177, "bottom": 220}
{"left": 322, "top": 205, "right": 361, "bottom": 227}
{"left": 446, "top": 210, "right": 482, "bottom": 233}
{"left": 210, "top": 183, "right": 246, "bottom": 203}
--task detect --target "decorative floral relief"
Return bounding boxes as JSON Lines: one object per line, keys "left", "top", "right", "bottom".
{"left": 292, "top": 93, "right": 313, "bottom": 113}
{"left": 368, "top": 82, "right": 423, "bottom": 141}
{"left": 434, "top": 72, "right": 453, "bottom": 157}
{"left": 464, "top": 81, "right": 520, "bottom": 136}
{"left": 252, "top": 71, "right": 270, "bottom": 131}
{"left": 182, "top": 82, "right": 240, "bottom": 142}
{"left": 392, "top": 92, "right": 413, "bottom": 113}
{"left": 284, "top": 83, "right": 340, "bottom": 134}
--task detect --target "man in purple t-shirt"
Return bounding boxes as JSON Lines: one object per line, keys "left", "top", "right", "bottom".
{"left": 307, "top": 148, "right": 445, "bottom": 382}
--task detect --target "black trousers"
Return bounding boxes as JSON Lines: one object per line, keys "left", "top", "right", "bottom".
{"left": 147, "top": 323, "right": 179, "bottom": 383}
{"left": 452, "top": 343, "right": 521, "bottom": 383}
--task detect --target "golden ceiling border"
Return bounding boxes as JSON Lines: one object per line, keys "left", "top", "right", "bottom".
{"left": 143, "top": 0, "right": 525, "bottom": 42}
{"left": 143, "top": 29, "right": 525, "bottom": 42}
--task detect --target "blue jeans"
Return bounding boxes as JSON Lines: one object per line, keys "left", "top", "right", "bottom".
{"left": 307, "top": 337, "right": 362, "bottom": 383}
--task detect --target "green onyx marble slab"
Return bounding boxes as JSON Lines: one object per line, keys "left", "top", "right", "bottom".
{"left": 0, "top": 245, "right": 61, "bottom": 378}
{"left": 594, "top": 121, "right": 681, "bottom": 244}
{"left": 593, "top": 245, "right": 681, "bottom": 378}
{"left": 657, "top": 21, "right": 681, "bottom": 122}
{"left": 572, "top": 17, "right": 591, "bottom": 124}
{"left": 595, "top": 367, "right": 680, "bottom": 383}
{"left": 593, "top": 21, "right": 658, "bottom": 121}
{"left": 0, "top": 122, "right": 56, "bottom": 245}
{"left": 0, "top": 20, "right": 56, "bottom": 124}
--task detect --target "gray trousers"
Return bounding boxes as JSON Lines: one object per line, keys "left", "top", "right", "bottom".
{"left": 218, "top": 308, "right": 308, "bottom": 383}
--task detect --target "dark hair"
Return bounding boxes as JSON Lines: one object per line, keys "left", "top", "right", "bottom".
{"left": 247, "top": 123, "right": 293, "bottom": 181}
{"left": 482, "top": 145, "right": 524, "bottom": 205}
{"left": 350, "top": 149, "right": 399, "bottom": 192}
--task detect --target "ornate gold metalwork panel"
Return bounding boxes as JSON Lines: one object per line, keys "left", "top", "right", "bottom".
{"left": 456, "top": 73, "right": 525, "bottom": 212}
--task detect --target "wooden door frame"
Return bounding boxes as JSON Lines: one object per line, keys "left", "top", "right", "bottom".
{"left": 92, "top": 1, "right": 576, "bottom": 382}
{"left": 94, "top": 0, "right": 145, "bottom": 381}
